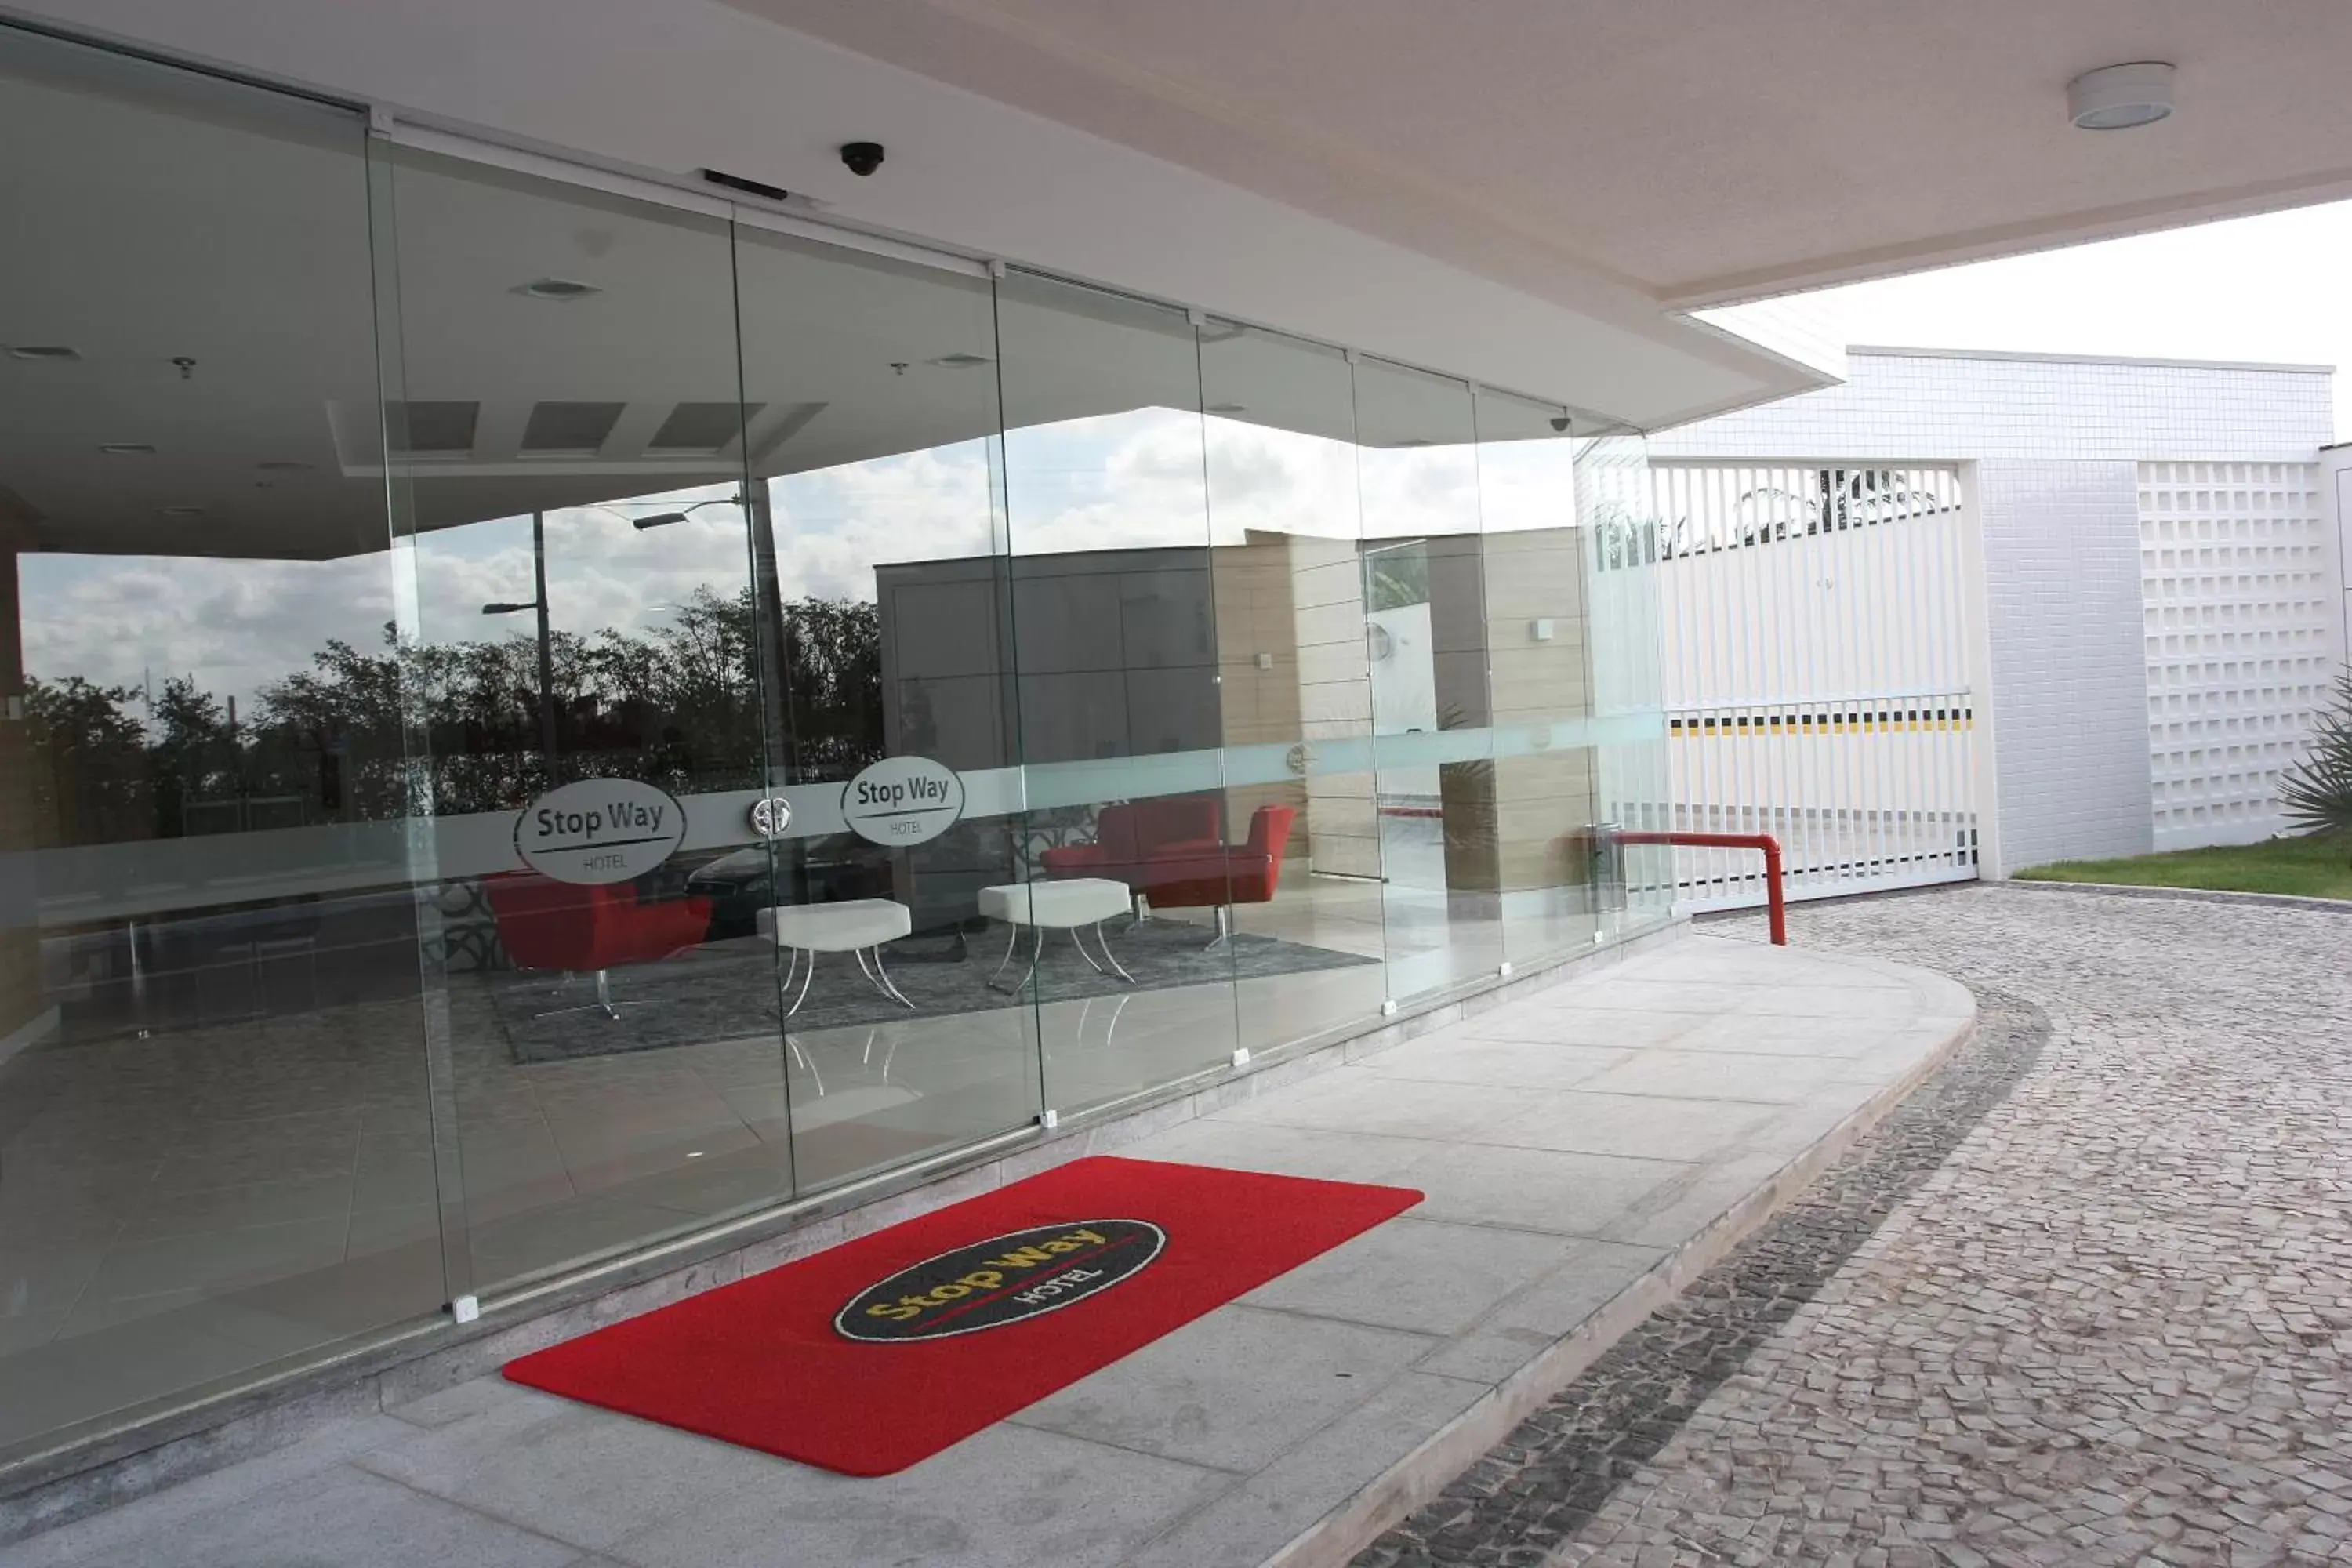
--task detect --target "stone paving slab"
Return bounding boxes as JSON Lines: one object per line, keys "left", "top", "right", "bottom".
{"left": 1, "top": 932, "right": 1973, "bottom": 1568}
{"left": 1353, "top": 990, "right": 2047, "bottom": 1567}
{"left": 1359, "top": 883, "right": 2352, "bottom": 1568}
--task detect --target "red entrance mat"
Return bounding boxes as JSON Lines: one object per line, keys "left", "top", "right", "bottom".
{"left": 504, "top": 1155, "right": 1421, "bottom": 1475}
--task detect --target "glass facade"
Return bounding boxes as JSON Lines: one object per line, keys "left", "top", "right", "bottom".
{"left": 0, "top": 24, "right": 1668, "bottom": 1456}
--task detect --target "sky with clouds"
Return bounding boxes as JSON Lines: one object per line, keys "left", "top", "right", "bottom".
{"left": 20, "top": 408, "right": 1522, "bottom": 715}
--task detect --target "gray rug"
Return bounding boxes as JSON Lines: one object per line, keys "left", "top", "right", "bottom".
{"left": 494, "top": 920, "right": 1377, "bottom": 1064}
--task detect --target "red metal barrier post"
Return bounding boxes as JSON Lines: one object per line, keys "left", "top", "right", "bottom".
{"left": 1612, "top": 829, "right": 1788, "bottom": 946}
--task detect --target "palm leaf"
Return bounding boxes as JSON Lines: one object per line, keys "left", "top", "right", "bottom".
{"left": 2279, "top": 666, "right": 2352, "bottom": 849}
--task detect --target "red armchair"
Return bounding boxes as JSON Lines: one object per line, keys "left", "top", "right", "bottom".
{"left": 484, "top": 872, "right": 713, "bottom": 1021}
{"left": 1039, "top": 798, "right": 1299, "bottom": 944}
{"left": 1040, "top": 797, "right": 1222, "bottom": 887}
{"left": 1136, "top": 803, "right": 1297, "bottom": 904}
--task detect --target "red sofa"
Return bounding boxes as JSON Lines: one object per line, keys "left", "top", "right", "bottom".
{"left": 1135, "top": 804, "right": 1298, "bottom": 911}
{"left": 1040, "top": 797, "right": 1222, "bottom": 889}
{"left": 485, "top": 872, "right": 713, "bottom": 1020}
{"left": 1044, "top": 800, "right": 1298, "bottom": 935}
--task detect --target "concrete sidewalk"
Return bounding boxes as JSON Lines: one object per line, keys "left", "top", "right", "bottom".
{"left": 2, "top": 933, "right": 1973, "bottom": 1568}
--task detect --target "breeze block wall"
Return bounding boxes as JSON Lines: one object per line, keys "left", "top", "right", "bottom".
{"left": 2139, "top": 461, "right": 2336, "bottom": 850}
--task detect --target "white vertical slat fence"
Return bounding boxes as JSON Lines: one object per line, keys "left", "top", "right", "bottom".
{"left": 1632, "top": 462, "right": 1980, "bottom": 909}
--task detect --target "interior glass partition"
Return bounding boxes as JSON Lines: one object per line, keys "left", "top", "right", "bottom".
{"left": 992, "top": 272, "right": 1240, "bottom": 1116}
{"left": 376, "top": 146, "right": 788, "bottom": 1293}
{"left": 733, "top": 225, "right": 1042, "bottom": 1192}
{"left": 0, "top": 28, "right": 441, "bottom": 1447}
{"left": 1197, "top": 324, "right": 1392, "bottom": 1053}
{"left": 1352, "top": 359, "right": 1501, "bottom": 1004}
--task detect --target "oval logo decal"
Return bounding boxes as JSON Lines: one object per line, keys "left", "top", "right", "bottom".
{"left": 835, "top": 1218, "right": 1166, "bottom": 1344}
{"left": 841, "top": 755, "right": 965, "bottom": 848}
{"left": 513, "top": 778, "right": 688, "bottom": 885}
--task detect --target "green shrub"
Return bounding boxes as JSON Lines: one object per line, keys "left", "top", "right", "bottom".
{"left": 2280, "top": 666, "right": 2352, "bottom": 851}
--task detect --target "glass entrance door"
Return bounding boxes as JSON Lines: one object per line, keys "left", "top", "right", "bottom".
{"left": 1355, "top": 361, "right": 1504, "bottom": 1003}
{"left": 731, "top": 224, "right": 1043, "bottom": 1191}
{"left": 376, "top": 146, "right": 793, "bottom": 1294}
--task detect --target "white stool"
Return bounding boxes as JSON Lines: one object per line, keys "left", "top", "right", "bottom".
{"left": 758, "top": 899, "right": 915, "bottom": 1018}
{"left": 977, "top": 878, "right": 1134, "bottom": 995}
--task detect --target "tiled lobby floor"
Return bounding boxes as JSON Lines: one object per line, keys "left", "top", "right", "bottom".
{"left": 2, "top": 931, "right": 1974, "bottom": 1566}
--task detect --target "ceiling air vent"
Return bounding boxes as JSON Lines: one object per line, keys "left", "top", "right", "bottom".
{"left": 520, "top": 401, "right": 626, "bottom": 456}
{"left": 514, "top": 278, "right": 601, "bottom": 302}
{"left": 387, "top": 401, "right": 480, "bottom": 455}
{"left": 702, "top": 169, "right": 791, "bottom": 203}
{"left": 647, "top": 401, "right": 763, "bottom": 455}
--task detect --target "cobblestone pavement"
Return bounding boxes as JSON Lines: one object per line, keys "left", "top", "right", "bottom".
{"left": 1359, "top": 883, "right": 2352, "bottom": 1568}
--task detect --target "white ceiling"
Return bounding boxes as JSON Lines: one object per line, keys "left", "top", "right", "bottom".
{"left": 13, "top": 0, "right": 1828, "bottom": 436}
{"left": 745, "top": 0, "right": 2352, "bottom": 306}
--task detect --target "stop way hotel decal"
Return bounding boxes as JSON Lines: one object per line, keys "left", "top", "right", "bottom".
{"left": 840, "top": 755, "right": 965, "bottom": 848}
{"left": 513, "top": 778, "right": 688, "bottom": 885}
{"left": 834, "top": 1219, "right": 1167, "bottom": 1343}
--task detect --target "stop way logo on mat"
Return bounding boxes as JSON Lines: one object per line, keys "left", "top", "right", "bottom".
{"left": 834, "top": 1219, "right": 1167, "bottom": 1343}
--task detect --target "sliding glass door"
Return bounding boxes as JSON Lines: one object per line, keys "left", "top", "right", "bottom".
{"left": 0, "top": 25, "right": 440, "bottom": 1449}
{"left": 734, "top": 225, "right": 1041, "bottom": 1192}
{"left": 1355, "top": 360, "right": 1504, "bottom": 1003}
{"left": 375, "top": 145, "right": 787, "bottom": 1295}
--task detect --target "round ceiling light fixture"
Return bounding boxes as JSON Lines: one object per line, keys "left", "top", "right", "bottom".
{"left": 2068, "top": 61, "right": 2176, "bottom": 131}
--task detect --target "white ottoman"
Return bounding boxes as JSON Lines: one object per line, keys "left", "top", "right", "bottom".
{"left": 757, "top": 898, "right": 914, "bottom": 1016}
{"left": 977, "top": 877, "right": 1135, "bottom": 993}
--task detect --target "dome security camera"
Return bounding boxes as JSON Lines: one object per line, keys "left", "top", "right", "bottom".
{"left": 840, "top": 142, "right": 886, "bottom": 177}
{"left": 1549, "top": 416, "right": 1573, "bottom": 434}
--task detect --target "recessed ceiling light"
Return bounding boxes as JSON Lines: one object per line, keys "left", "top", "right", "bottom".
{"left": 160, "top": 506, "right": 205, "bottom": 519}
{"left": 929, "top": 352, "right": 992, "bottom": 368}
{"left": 257, "top": 459, "right": 314, "bottom": 472}
{"left": 2068, "top": 61, "right": 2176, "bottom": 131}
{"left": 7, "top": 344, "right": 80, "bottom": 361}
{"left": 514, "top": 278, "right": 601, "bottom": 302}
{"left": 100, "top": 443, "right": 157, "bottom": 456}
{"left": 1207, "top": 402, "right": 1248, "bottom": 415}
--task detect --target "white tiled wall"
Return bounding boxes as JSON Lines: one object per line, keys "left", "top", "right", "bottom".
{"left": 1660, "top": 348, "right": 2339, "bottom": 870}
{"left": 1653, "top": 349, "right": 2333, "bottom": 466}
{"left": 1977, "top": 459, "right": 2155, "bottom": 867}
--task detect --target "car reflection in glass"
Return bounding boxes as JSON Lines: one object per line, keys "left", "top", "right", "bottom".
{"left": 684, "top": 844, "right": 895, "bottom": 939}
